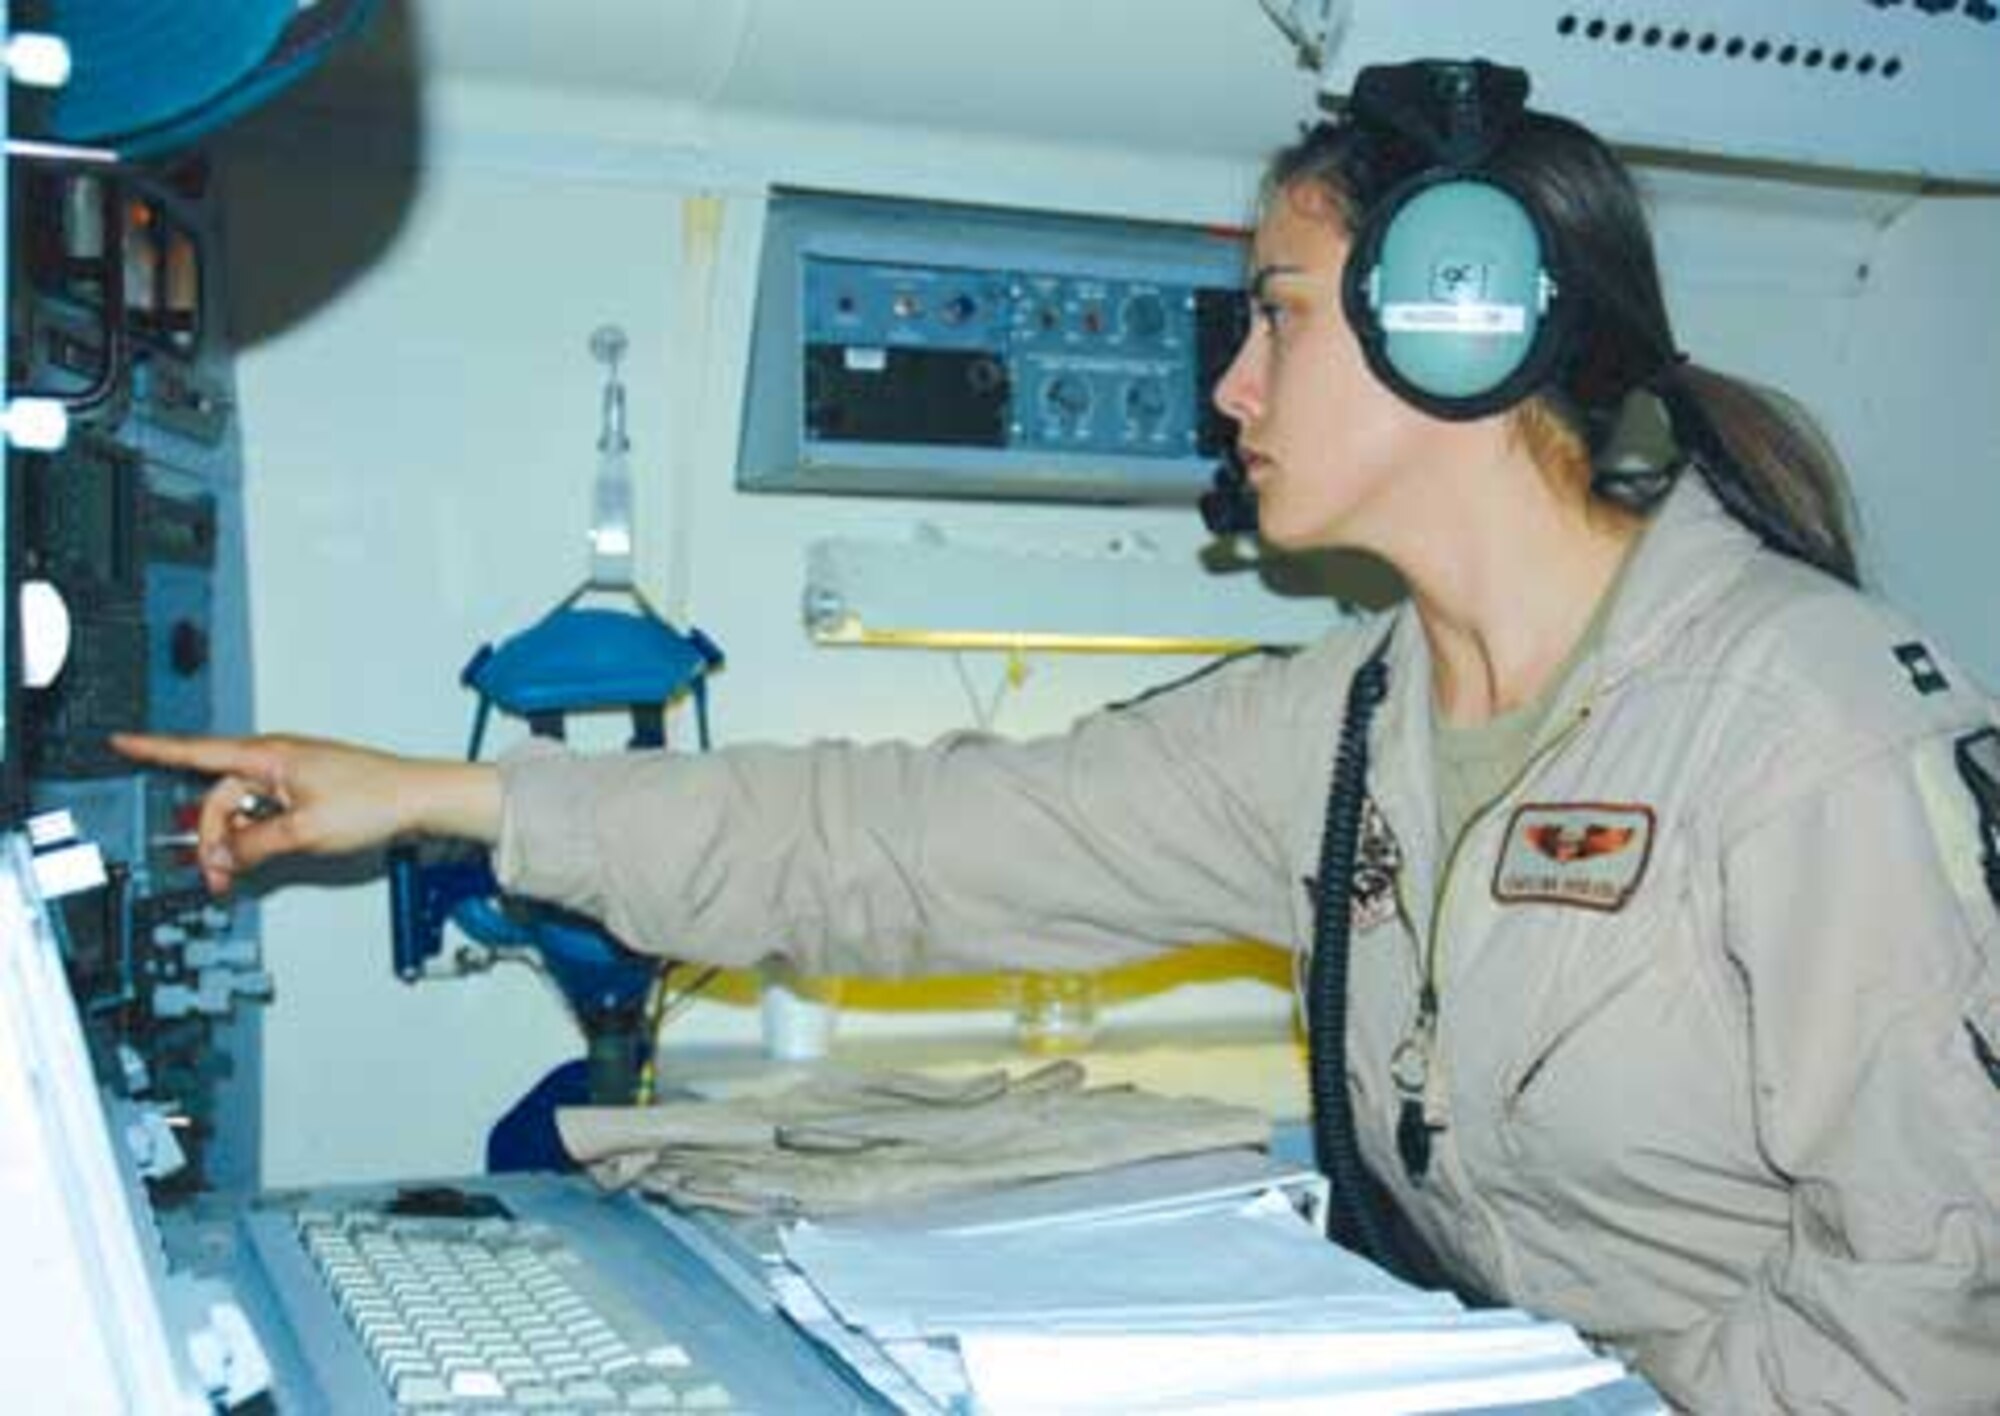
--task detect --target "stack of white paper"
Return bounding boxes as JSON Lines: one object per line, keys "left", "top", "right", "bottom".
{"left": 783, "top": 1193, "right": 1454, "bottom": 1341}
{"left": 770, "top": 1156, "right": 1660, "bottom": 1414}
{"left": 956, "top": 1323, "right": 1629, "bottom": 1414}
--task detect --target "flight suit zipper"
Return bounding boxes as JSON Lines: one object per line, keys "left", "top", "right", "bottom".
{"left": 1390, "top": 698, "right": 1596, "bottom": 1184}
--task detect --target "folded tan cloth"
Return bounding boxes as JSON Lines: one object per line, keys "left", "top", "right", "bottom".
{"left": 556, "top": 1061, "right": 1271, "bottom": 1217}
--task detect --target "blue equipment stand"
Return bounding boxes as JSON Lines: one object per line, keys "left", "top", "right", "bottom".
{"left": 385, "top": 592, "right": 722, "bottom": 1170}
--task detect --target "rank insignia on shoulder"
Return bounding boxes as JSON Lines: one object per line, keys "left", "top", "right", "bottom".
{"left": 1493, "top": 803, "right": 1655, "bottom": 912}
{"left": 1895, "top": 641, "right": 1951, "bottom": 696}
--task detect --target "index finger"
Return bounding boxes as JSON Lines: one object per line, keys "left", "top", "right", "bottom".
{"left": 110, "top": 732, "right": 277, "bottom": 781}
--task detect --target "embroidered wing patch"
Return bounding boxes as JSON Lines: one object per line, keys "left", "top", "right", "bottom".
{"left": 1494, "top": 803, "right": 1655, "bottom": 912}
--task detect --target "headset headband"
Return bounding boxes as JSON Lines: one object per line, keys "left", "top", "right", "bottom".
{"left": 1348, "top": 60, "right": 1529, "bottom": 171}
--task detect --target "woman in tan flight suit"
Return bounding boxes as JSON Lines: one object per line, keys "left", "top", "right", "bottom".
{"left": 118, "top": 61, "right": 2000, "bottom": 1412}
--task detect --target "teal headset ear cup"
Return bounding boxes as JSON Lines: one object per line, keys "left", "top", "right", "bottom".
{"left": 1342, "top": 173, "right": 1566, "bottom": 420}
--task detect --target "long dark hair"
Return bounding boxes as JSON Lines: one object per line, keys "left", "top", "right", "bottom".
{"left": 1266, "top": 110, "right": 1860, "bottom": 587}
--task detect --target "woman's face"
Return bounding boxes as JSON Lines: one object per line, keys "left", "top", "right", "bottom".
{"left": 1212, "top": 183, "right": 1444, "bottom": 553}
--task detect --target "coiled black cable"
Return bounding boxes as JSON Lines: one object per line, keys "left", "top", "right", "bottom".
{"left": 1306, "top": 639, "right": 1396, "bottom": 1264}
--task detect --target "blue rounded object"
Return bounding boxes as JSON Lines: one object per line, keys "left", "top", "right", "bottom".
{"left": 462, "top": 607, "right": 722, "bottom": 719}
{"left": 33, "top": 0, "right": 378, "bottom": 157}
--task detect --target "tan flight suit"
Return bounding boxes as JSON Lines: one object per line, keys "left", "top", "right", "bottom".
{"left": 498, "top": 477, "right": 2000, "bottom": 1412}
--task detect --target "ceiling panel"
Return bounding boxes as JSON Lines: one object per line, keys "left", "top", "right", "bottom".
{"left": 316, "top": 0, "right": 1317, "bottom": 160}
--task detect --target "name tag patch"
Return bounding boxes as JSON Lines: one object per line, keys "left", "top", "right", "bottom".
{"left": 1493, "top": 803, "right": 1655, "bottom": 912}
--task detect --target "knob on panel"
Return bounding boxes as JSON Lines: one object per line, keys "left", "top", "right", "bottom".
{"left": 1040, "top": 373, "right": 1093, "bottom": 433}
{"left": 1121, "top": 291, "right": 1168, "bottom": 343}
{"left": 1124, "top": 377, "right": 1169, "bottom": 434}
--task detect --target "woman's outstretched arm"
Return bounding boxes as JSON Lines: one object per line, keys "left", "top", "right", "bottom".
{"left": 110, "top": 732, "right": 501, "bottom": 895}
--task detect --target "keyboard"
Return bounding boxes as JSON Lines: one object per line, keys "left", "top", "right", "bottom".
{"left": 294, "top": 1204, "right": 732, "bottom": 1409}
{"left": 231, "top": 1174, "right": 879, "bottom": 1414}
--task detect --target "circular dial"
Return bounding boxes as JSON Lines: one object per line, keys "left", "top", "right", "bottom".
{"left": 1120, "top": 291, "right": 1168, "bottom": 343}
{"left": 1040, "top": 373, "right": 1093, "bottom": 433}
{"left": 1123, "top": 378, "right": 1169, "bottom": 436}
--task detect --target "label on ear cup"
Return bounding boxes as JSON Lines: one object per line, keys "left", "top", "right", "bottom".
{"left": 1379, "top": 300, "right": 1527, "bottom": 335}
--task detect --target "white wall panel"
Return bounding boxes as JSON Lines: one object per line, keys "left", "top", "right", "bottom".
{"left": 224, "top": 150, "right": 696, "bottom": 1183}
{"left": 1827, "top": 195, "right": 2000, "bottom": 689}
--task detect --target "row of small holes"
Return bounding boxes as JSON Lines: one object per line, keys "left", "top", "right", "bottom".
{"left": 1555, "top": 14, "right": 1906, "bottom": 77}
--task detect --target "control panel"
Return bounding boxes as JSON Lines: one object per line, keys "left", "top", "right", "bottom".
{"left": 16, "top": 432, "right": 214, "bottom": 779}
{"left": 6, "top": 160, "right": 262, "bottom": 1193}
{"left": 740, "top": 190, "right": 1247, "bottom": 502}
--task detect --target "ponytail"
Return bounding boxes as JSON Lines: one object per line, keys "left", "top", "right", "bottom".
{"left": 1653, "top": 362, "right": 1860, "bottom": 588}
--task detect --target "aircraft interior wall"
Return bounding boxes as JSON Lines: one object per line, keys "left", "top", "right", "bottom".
{"left": 216, "top": 57, "right": 1999, "bottom": 1183}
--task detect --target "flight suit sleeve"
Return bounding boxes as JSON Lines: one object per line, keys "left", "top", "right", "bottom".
{"left": 1689, "top": 725, "right": 2000, "bottom": 1410}
{"left": 491, "top": 647, "right": 1330, "bottom": 976}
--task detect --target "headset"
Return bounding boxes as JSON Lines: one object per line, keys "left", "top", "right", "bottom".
{"left": 1339, "top": 60, "right": 1573, "bottom": 422}
{"left": 1201, "top": 59, "right": 1581, "bottom": 537}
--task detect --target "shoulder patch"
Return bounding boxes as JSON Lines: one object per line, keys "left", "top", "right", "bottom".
{"left": 1914, "top": 730, "right": 2000, "bottom": 924}
{"left": 1894, "top": 640, "right": 1951, "bottom": 696}
{"left": 1493, "top": 803, "right": 1655, "bottom": 912}
{"left": 1967, "top": 1021, "right": 2000, "bottom": 1092}
{"left": 1956, "top": 728, "right": 2000, "bottom": 912}
{"left": 1958, "top": 728, "right": 2000, "bottom": 821}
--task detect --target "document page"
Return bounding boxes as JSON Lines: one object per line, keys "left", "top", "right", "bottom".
{"left": 782, "top": 1193, "right": 1454, "bottom": 1341}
